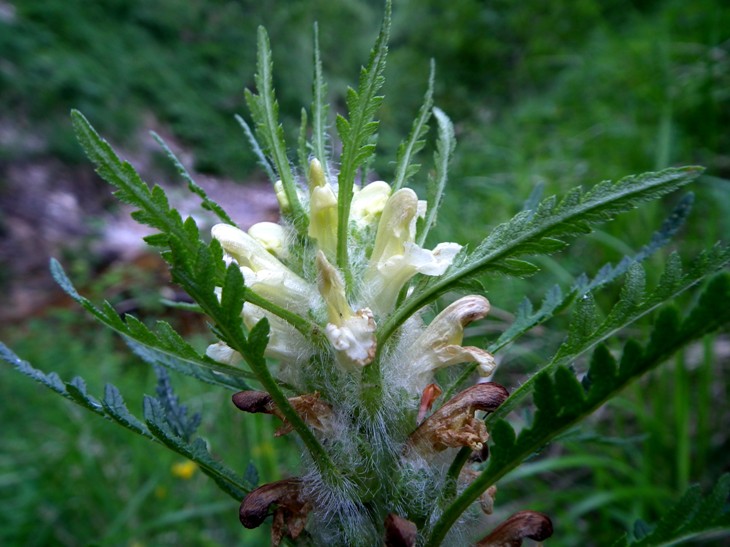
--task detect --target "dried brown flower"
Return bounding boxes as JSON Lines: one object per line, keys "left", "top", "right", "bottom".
{"left": 475, "top": 511, "right": 553, "bottom": 547}
{"left": 232, "top": 390, "right": 333, "bottom": 436}
{"left": 384, "top": 513, "right": 418, "bottom": 546}
{"left": 239, "top": 478, "right": 312, "bottom": 546}
{"left": 406, "top": 383, "right": 509, "bottom": 456}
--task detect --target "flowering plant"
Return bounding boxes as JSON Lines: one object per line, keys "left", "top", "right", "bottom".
{"left": 3, "top": 3, "right": 730, "bottom": 545}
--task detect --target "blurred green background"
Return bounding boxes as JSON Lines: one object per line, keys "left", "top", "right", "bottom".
{"left": 1, "top": 0, "right": 729, "bottom": 545}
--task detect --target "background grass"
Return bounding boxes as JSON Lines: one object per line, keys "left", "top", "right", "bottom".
{"left": 1, "top": 0, "right": 728, "bottom": 545}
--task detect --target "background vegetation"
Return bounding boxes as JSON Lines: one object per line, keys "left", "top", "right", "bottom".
{"left": 1, "top": 0, "right": 728, "bottom": 545}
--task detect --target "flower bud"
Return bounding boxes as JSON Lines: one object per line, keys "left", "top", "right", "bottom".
{"left": 351, "top": 180, "right": 391, "bottom": 229}
{"left": 308, "top": 159, "right": 338, "bottom": 257}
{"left": 205, "top": 341, "right": 242, "bottom": 365}
{"left": 248, "top": 221, "right": 289, "bottom": 259}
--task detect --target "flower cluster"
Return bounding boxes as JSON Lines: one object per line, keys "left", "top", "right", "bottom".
{"left": 201, "top": 156, "right": 544, "bottom": 545}
{"left": 206, "top": 159, "right": 490, "bottom": 384}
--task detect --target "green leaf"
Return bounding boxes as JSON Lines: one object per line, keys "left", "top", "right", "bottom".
{"left": 393, "top": 59, "right": 435, "bottom": 192}
{"left": 613, "top": 474, "right": 730, "bottom": 546}
{"left": 488, "top": 246, "right": 730, "bottom": 424}
{"left": 336, "top": 0, "right": 391, "bottom": 276}
{"left": 50, "top": 258, "right": 255, "bottom": 390}
{"left": 143, "top": 396, "right": 253, "bottom": 499}
{"left": 1, "top": 342, "right": 154, "bottom": 441}
{"left": 381, "top": 167, "right": 704, "bottom": 344}
{"left": 245, "top": 26, "right": 307, "bottom": 233}
{"left": 417, "top": 106, "right": 454, "bottom": 246}
{"left": 235, "top": 114, "right": 276, "bottom": 181}
{"left": 151, "top": 132, "right": 236, "bottom": 226}
{"left": 311, "top": 22, "right": 331, "bottom": 179}
{"left": 425, "top": 272, "right": 730, "bottom": 546}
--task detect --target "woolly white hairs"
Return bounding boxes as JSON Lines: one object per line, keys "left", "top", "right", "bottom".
{"left": 302, "top": 466, "right": 380, "bottom": 546}
{"left": 380, "top": 314, "right": 429, "bottom": 396}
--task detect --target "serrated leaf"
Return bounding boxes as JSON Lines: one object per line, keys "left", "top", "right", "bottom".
{"left": 335, "top": 0, "right": 391, "bottom": 274}
{"left": 245, "top": 27, "right": 306, "bottom": 232}
{"left": 1, "top": 343, "right": 155, "bottom": 441}
{"left": 311, "top": 22, "right": 330, "bottom": 179}
{"left": 428, "top": 274, "right": 730, "bottom": 546}
{"left": 51, "top": 258, "right": 255, "bottom": 390}
{"left": 151, "top": 132, "right": 235, "bottom": 226}
{"left": 143, "top": 395, "right": 252, "bottom": 498}
{"left": 393, "top": 59, "right": 435, "bottom": 192}
{"left": 235, "top": 114, "right": 276, "bottom": 182}
{"left": 618, "top": 474, "right": 730, "bottom": 546}
{"left": 488, "top": 247, "right": 730, "bottom": 423}
{"left": 417, "top": 106, "right": 454, "bottom": 246}
{"left": 383, "top": 167, "right": 704, "bottom": 345}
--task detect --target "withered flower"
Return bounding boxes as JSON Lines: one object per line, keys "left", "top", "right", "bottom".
{"left": 416, "top": 383, "right": 443, "bottom": 424}
{"left": 239, "top": 478, "right": 312, "bottom": 546}
{"left": 406, "top": 383, "right": 508, "bottom": 456}
{"left": 475, "top": 511, "right": 553, "bottom": 547}
{"left": 232, "top": 390, "right": 334, "bottom": 437}
{"left": 384, "top": 513, "right": 418, "bottom": 547}
{"left": 460, "top": 468, "right": 498, "bottom": 515}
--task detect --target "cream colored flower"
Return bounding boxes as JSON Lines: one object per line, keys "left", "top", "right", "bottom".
{"left": 316, "top": 251, "right": 376, "bottom": 369}
{"left": 307, "top": 159, "right": 338, "bottom": 257}
{"left": 248, "top": 221, "right": 289, "bottom": 259}
{"left": 350, "top": 180, "right": 392, "bottom": 228}
{"left": 407, "top": 295, "right": 496, "bottom": 388}
{"left": 365, "top": 189, "right": 461, "bottom": 315}
{"left": 212, "top": 223, "right": 314, "bottom": 315}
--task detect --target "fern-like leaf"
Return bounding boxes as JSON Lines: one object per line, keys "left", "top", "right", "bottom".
{"left": 379, "top": 167, "right": 704, "bottom": 345}
{"left": 244, "top": 26, "right": 307, "bottom": 232}
{"left": 488, "top": 245, "right": 730, "bottom": 423}
{"left": 417, "top": 106, "right": 455, "bottom": 246}
{"left": 613, "top": 475, "right": 730, "bottom": 546}
{"left": 0, "top": 343, "right": 252, "bottom": 498}
{"left": 150, "top": 132, "right": 236, "bottom": 226}
{"left": 235, "top": 114, "right": 276, "bottom": 181}
{"left": 50, "top": 258, "right": 255, "bottom": 390}
{"left": 335, "top": 0, "right": 391, "bottom": 275}
{"left": 393, "top": 59, "right": 435, "bottom": 192}
{"left": 311, "top": 22, "right": 331, "bottom": 179}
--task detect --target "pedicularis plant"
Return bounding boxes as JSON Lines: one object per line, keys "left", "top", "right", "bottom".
{"left": 3, "top": 4, "right": 730, "bottom": 546}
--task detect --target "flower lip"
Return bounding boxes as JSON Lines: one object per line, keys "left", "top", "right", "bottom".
{"left": 406, "top": 295, "right": 496, "bottom": 388}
